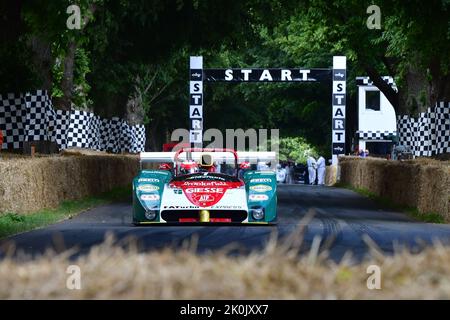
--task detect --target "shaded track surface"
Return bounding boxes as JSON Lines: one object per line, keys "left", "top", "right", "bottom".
{"left": 2, "top": 185, "right": 450, "bottom": 261}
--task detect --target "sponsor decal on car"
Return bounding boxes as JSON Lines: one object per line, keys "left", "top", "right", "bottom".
{"left": 249, "top": 194, "right": 269, "bottom": 201}
{"left": 140, "top": 194, "right": 160, "bottom": 201}
{"left": 184, "top": 175, "right": 227, "bottom": 181}
{"left": 142, "top": 170, "right": 170, "bottom": 175}
{"left": 169, "top": 180, "right": 244, "bottom": 207}
{"left": 163, "top": 205, "right": 200, "bottom": 209}
{"left": 210, "top": 205, "right": 244, "bottom": 210}
{"left": 184, "top": 187, "right": 226, "bottom": 206}
{"left": 250, "top": 178, "right": 272, "bottom": 183}
{"left": 138, "top": 184, "right": 160, "bottom": 192}
{"left": 181, "top": 181, "right": 229, "bottom": 187}
{"left": 249, "top": 184, "right": 273, "bottom": 192}
{"left": 193, "top": 194, "right": 216, "bottom": 203}
{"left": 185, "top": 187, "right": 224, "bottom": 194}
{"left": 138, "top": 178, "right": 160, "bottom": 183}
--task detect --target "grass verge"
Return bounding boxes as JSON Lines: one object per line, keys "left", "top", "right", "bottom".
{"left": 0, "top": 186, "right": 130, "bottom": 239}
{"left": 334, "top": 182, "right": 445, "bottom": 224}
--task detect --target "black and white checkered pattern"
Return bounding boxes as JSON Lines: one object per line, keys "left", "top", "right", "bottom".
{"left": 356, "top": 76, "right": 397, "bottom": 92}
{"left": 435, "top": 102, "right": 450, "bottom": 154}
{"left": 23, "top": 90, "right": 51, "bottom": 143}
{"left": 0, "top": 93, "right": 27, "bottom": 149}
{"left": 130, "top": 125, "right": 146, "bottom": 153}
{"left": 49, "top": 109, "right": 70, "bottom": 149}
{"left": 88, "top": 115, "right": 102, "bottom": 151}
{"left": 0, "top": 91, "right": 146, "bottom": 153}
{"left": 98, "top": 118, "right": 111, "bottom": 151}
{"left": 397, "top": 102, "right": 450, "bottom": 157}
{"left": 66, "top": 110, "right": 93, "bottom": 149}
{"left": 357, "top": 130, "right": 397, "bottom": 140}
{"left": 356, "top": 76, "right": 395, "bottom": 86}
{"left": 107, "top": 117, "right": 123, "bottom": 153}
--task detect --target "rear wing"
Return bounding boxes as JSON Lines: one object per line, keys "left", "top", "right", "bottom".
{"left": 140, "top": 151, "right": 277, "bottom": 165}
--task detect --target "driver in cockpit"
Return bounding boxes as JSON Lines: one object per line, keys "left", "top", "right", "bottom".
{"left": 180, "top": 160, "right": 198, "bottom": 174}
{"left": 198, "top": 154, "right": 217, "bottom": 173}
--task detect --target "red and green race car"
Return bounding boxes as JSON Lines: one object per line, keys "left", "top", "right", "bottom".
{"left": 132, "top": 148, "right": 277, "bottom": 225}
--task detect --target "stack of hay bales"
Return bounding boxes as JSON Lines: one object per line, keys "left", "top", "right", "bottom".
{"left": 0, "top": 152, "right": 140, "bottom": 214}
{"left": 339, "top": 156, "right": 450, "bottom": 221}
{"left": 325, "top": 165, "right": 338, "bottom": 186}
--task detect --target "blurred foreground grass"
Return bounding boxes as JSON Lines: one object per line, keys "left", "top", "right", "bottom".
{"left": 0, "top": 186, "right": 130, "bottom": 239}
{"left": 1, "top": 231, "right": 450, "bottom": 299}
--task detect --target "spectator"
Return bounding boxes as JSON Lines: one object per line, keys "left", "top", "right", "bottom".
{"left": 285, "top": 162, "right": 294, "bottom": 184}
{"left": 306, "top": 155, "right": 317, "bottom": 185}
{"left": 276, "top": 164, "right": 286, "bottom": 184}
{"left": 359, "top": 149, "right": 366, "bottom": 158}
{"left": 238, "top": 162, "right": 251, "bottom": 180}
{"left": 257, "top": 160, "right": 270, "bottom": 171}
{"left": 316, "top": 156, "right": 326, "bottom": 185}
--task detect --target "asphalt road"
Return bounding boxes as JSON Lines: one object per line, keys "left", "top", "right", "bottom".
{"left": 2, "top": 184, "right": 450, "bottom": 261}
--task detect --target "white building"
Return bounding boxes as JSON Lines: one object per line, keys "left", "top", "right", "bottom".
{"left": 355, "top": 76, "right": 397, "bottom": 156}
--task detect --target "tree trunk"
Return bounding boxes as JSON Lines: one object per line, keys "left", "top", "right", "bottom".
{"left": 125, "top": 93, "right": 145, "bottom": 126}
{"left": 362, "top": 60, "right": 450, "bottom": 115}
{"left": 429, "top": 56, "right": 450, "bottom": 107}
{"left": 438, "top": 75, "right": 450, "bottom": 102}
{"left": 53, "top": 5, "right": 97, "bottom": 110}
{"left": 55, "top": 41, "right": 76, "bottom": 110}
{"left": 144, "top": 117, "right": 162, "bottom": 152}
{"left": 363, "top": 64, "right": 400, "bottom": 113}
{"left": 28, "top": 36, "right": 53, "bottom": 91}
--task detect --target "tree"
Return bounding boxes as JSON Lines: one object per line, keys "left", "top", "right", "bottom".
{"left": 2, "top": 0, "right": 448, "bottom": 155}
{"left": 278, "top": 137, "right": 319, "bottom": 164}
{"left": 381, "top": 0, "right": 450, "bottom": 113}
{"left": 270, "top": 0, "right": 450, "bottom": 115}
{"left": 0, "top": 0, "right": 37, "bottom": 93}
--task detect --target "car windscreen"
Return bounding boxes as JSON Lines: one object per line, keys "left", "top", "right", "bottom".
{"left": 171, "top": 172, "right": 240, "bottom": 183}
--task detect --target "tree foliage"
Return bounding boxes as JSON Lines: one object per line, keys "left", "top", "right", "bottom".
{"left": 278, "top": 137, "right": 319, "bottom": 164}
{"left": 0, "top": 0, "right": 449, "bottom": 155}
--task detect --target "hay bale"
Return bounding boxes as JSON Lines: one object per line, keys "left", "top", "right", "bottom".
{"left": 0, "top": 154, "right": 139, "bottom": 214}
{"left": 339, "top": 156, "right": 450, "bottom": 221}
{"left": 61, "top": 148, "right": 109, "bottom": 156}
{"left": 417, "top": 165, "right": 450, "bottom": 220}
{"left": 325, "top": 165, "right": 337, "bottom": 186}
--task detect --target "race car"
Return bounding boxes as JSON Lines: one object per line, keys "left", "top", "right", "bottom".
{"left": 132, "top": 148, "right": 277, "bottom": 225}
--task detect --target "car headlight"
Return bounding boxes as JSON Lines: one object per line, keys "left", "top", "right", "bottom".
{"left": 250, "top": 207, "right": 265, "bottom": 220}
{"left": 145, "top": 210, "right": 157, "bottom": 220}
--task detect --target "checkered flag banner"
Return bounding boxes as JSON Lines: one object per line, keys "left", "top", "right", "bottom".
{"left": 356, "top": 130, "right": 397, "bottom": 140}
{"left": 397, "top": 102, "right": 450, "bottom": 157}
{"left": 0, "top": 91, "right": 146, "bottom": 153}
{"left": 356, "top": 76, "right": 398, "bottom": 92}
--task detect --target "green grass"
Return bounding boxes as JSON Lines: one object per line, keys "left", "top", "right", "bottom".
{"left": 334, "top": 182, "right": 445, "bottom": 224}
{"left": 0, "top": 186, "right": 131, "bottom": 239}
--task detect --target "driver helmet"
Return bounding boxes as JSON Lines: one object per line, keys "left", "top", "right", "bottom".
{"left": 180, "top": 160, "right": 198, "bottom": 174}
{"left": 239, "top": 161, "right": 251, "bottom": 170}
{"left": 159, "top": 163, "right": 172, "bottom": 170}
